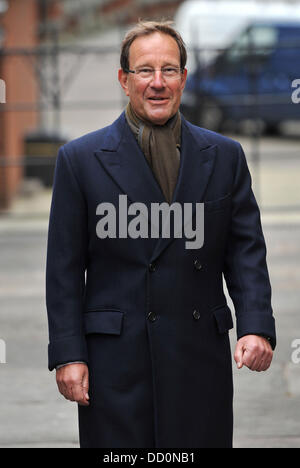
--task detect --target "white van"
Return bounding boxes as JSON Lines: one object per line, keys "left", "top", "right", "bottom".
{"left": 175, "top": 0, "right": 300, "bottom": 70}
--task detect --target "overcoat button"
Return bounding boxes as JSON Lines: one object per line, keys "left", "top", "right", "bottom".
{"left": 148, "top": 311, "right": 157, "bottom": 322}
{"left": 193, "top": 259, "right": 202, "bottom": 271}
{"left": 193, "top": 309, "right": 201, "bottom": 320}
{"left": 149, "top": 263, "right": 156, "bottom": 272}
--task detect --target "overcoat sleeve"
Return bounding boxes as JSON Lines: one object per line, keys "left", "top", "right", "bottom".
{"left": 223, "top": 143, "right": 276, "bottom": 349}
{"left": 46, "top": 145, "right": 89, "bottom": 371}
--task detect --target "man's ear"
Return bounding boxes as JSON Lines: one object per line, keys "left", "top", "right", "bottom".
{"left": 118, "top": 69, "right": 129, "bottom": 96}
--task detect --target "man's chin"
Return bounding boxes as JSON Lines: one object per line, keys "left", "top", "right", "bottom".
{"left": 145, "top": 110, "right": 172, "bottom": 126}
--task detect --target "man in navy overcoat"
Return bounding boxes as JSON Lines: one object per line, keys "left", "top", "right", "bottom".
{"left": 46, "top": 21, "right": 276, "bottom": 448}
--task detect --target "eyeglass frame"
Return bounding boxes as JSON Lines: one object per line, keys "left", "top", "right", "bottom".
{"left": 124, "top": 66, "right": 184, "bottom": 79}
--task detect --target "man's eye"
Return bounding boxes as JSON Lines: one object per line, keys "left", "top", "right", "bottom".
{"left": 162, "top": 68, "right": 177, "bottom": 74}
{"left": 139, "top": 68, "right": 152, "bottom": 74}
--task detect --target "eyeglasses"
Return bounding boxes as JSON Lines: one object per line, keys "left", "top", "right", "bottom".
{"left": 125, "top": 67, "right": 183, "bottom": 80}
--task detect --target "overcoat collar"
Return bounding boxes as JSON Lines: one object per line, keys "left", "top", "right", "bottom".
{"left": 94, "top": 112, "right": 218, "bottom": 260}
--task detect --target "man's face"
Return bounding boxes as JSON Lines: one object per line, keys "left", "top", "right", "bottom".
{"left": 118, "top": 32, "right": 187, "bottom": 125}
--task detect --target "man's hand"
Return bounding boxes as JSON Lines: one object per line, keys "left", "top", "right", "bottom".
{"left": 56, "top": 363, "right": 90, "bottom": 406}
{"left": 234, "top": 335, "right": 273, "bottom": 372}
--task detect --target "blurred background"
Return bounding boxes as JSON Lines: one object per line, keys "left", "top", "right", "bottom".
{"left": 0, "top": 0, "right": 299, "bottom": 448}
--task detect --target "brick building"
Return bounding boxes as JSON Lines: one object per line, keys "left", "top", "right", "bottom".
{"left": 0, "top": 0, "right": 184, "bottom": 210}
{"left": 54, "top": 0, "right": 184, "bottom": 36}
{"left": 0, "top": 0, "right": 39, "bottom": 210}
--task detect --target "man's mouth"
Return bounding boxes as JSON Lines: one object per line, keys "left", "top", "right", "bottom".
{"left": 148, "top": 97, "right": 169, "bottom": 101}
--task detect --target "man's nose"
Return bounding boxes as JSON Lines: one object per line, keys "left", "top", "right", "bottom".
{"left": 150, "top": 70, "right": 165, "bottom": 88}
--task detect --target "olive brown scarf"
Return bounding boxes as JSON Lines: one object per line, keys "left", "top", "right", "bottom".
{"left": 125, "top": 102, "right": 181, "bottom": 204}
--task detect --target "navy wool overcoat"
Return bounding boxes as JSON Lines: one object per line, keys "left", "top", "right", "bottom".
{"left": 46, "top": 112, "right": 276, "bottom": 448}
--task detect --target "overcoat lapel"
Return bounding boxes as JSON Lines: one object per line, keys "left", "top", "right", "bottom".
{"left": 151, "top": 118, "right": 218, "bottom": 261}
{"left": 94, "top": 113, "right": 165, "bottom": 209}
{"left": 94, "top": 112, "right": 218, "bottom": 261}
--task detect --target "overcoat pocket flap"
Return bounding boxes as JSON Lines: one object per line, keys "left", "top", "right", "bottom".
{"left": 213, "top": 305, "right": 234, "bottom": 333}
{"left": 84, "top": 310, "right": 124, "bottom": 335}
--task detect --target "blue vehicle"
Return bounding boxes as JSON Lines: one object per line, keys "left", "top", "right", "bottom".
{"left": 181, "top": 21, "right": 300, "bottom": 133}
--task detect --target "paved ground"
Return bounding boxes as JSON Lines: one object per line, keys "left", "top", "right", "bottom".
{"left": 1, "top": 28, "right": 300, "bottom": 449}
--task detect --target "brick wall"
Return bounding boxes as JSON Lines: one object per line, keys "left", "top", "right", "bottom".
{"left": 0, "top": 0, "right": 39, "bottom": 210}
{"left": 0, "top": 0, "right": 184, "bottom": 209}
{"left": 102, "top": 0, "right": 183, "bottom": 24}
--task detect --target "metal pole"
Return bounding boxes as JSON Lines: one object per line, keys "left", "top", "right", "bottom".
{"left": 248, "top": 29, "right": 262, "bottom": 205}
{"left": 38, "top": 0, "right": 48, "bottom": 131}
{"left": 51, "top": 25, "right": 61, "bottom": 133}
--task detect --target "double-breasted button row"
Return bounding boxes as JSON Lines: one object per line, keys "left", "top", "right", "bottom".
{"left": 193, "top": 309, "right": 201, "bottom": 320}
{"left": 148, "top": 264, "right": 157, "bottom": 322}
{"left": 193, "top": 259, "right": 202, "bottom": 271}
{"left": 150, "top": 260, "right": 202, "bottom": 271}
{"left": 148, "top": 310, "right": 200, "bottom": 322}
{"left": 149, "top": 263, "right": 156, "bottom": 272}
{"left": 148, "top": 311, "right": 158, "bottom": 322}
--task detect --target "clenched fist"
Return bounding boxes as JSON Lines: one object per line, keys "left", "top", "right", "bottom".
{"left": 56, "top": 363, "right": 90, "bottom": 406}
{"left": 234, "top": 335, "right": 273, "bottom": 372}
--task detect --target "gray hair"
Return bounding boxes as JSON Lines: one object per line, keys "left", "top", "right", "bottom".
{"left": 120, "top": 20, "right": 187, "bottom": 72}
